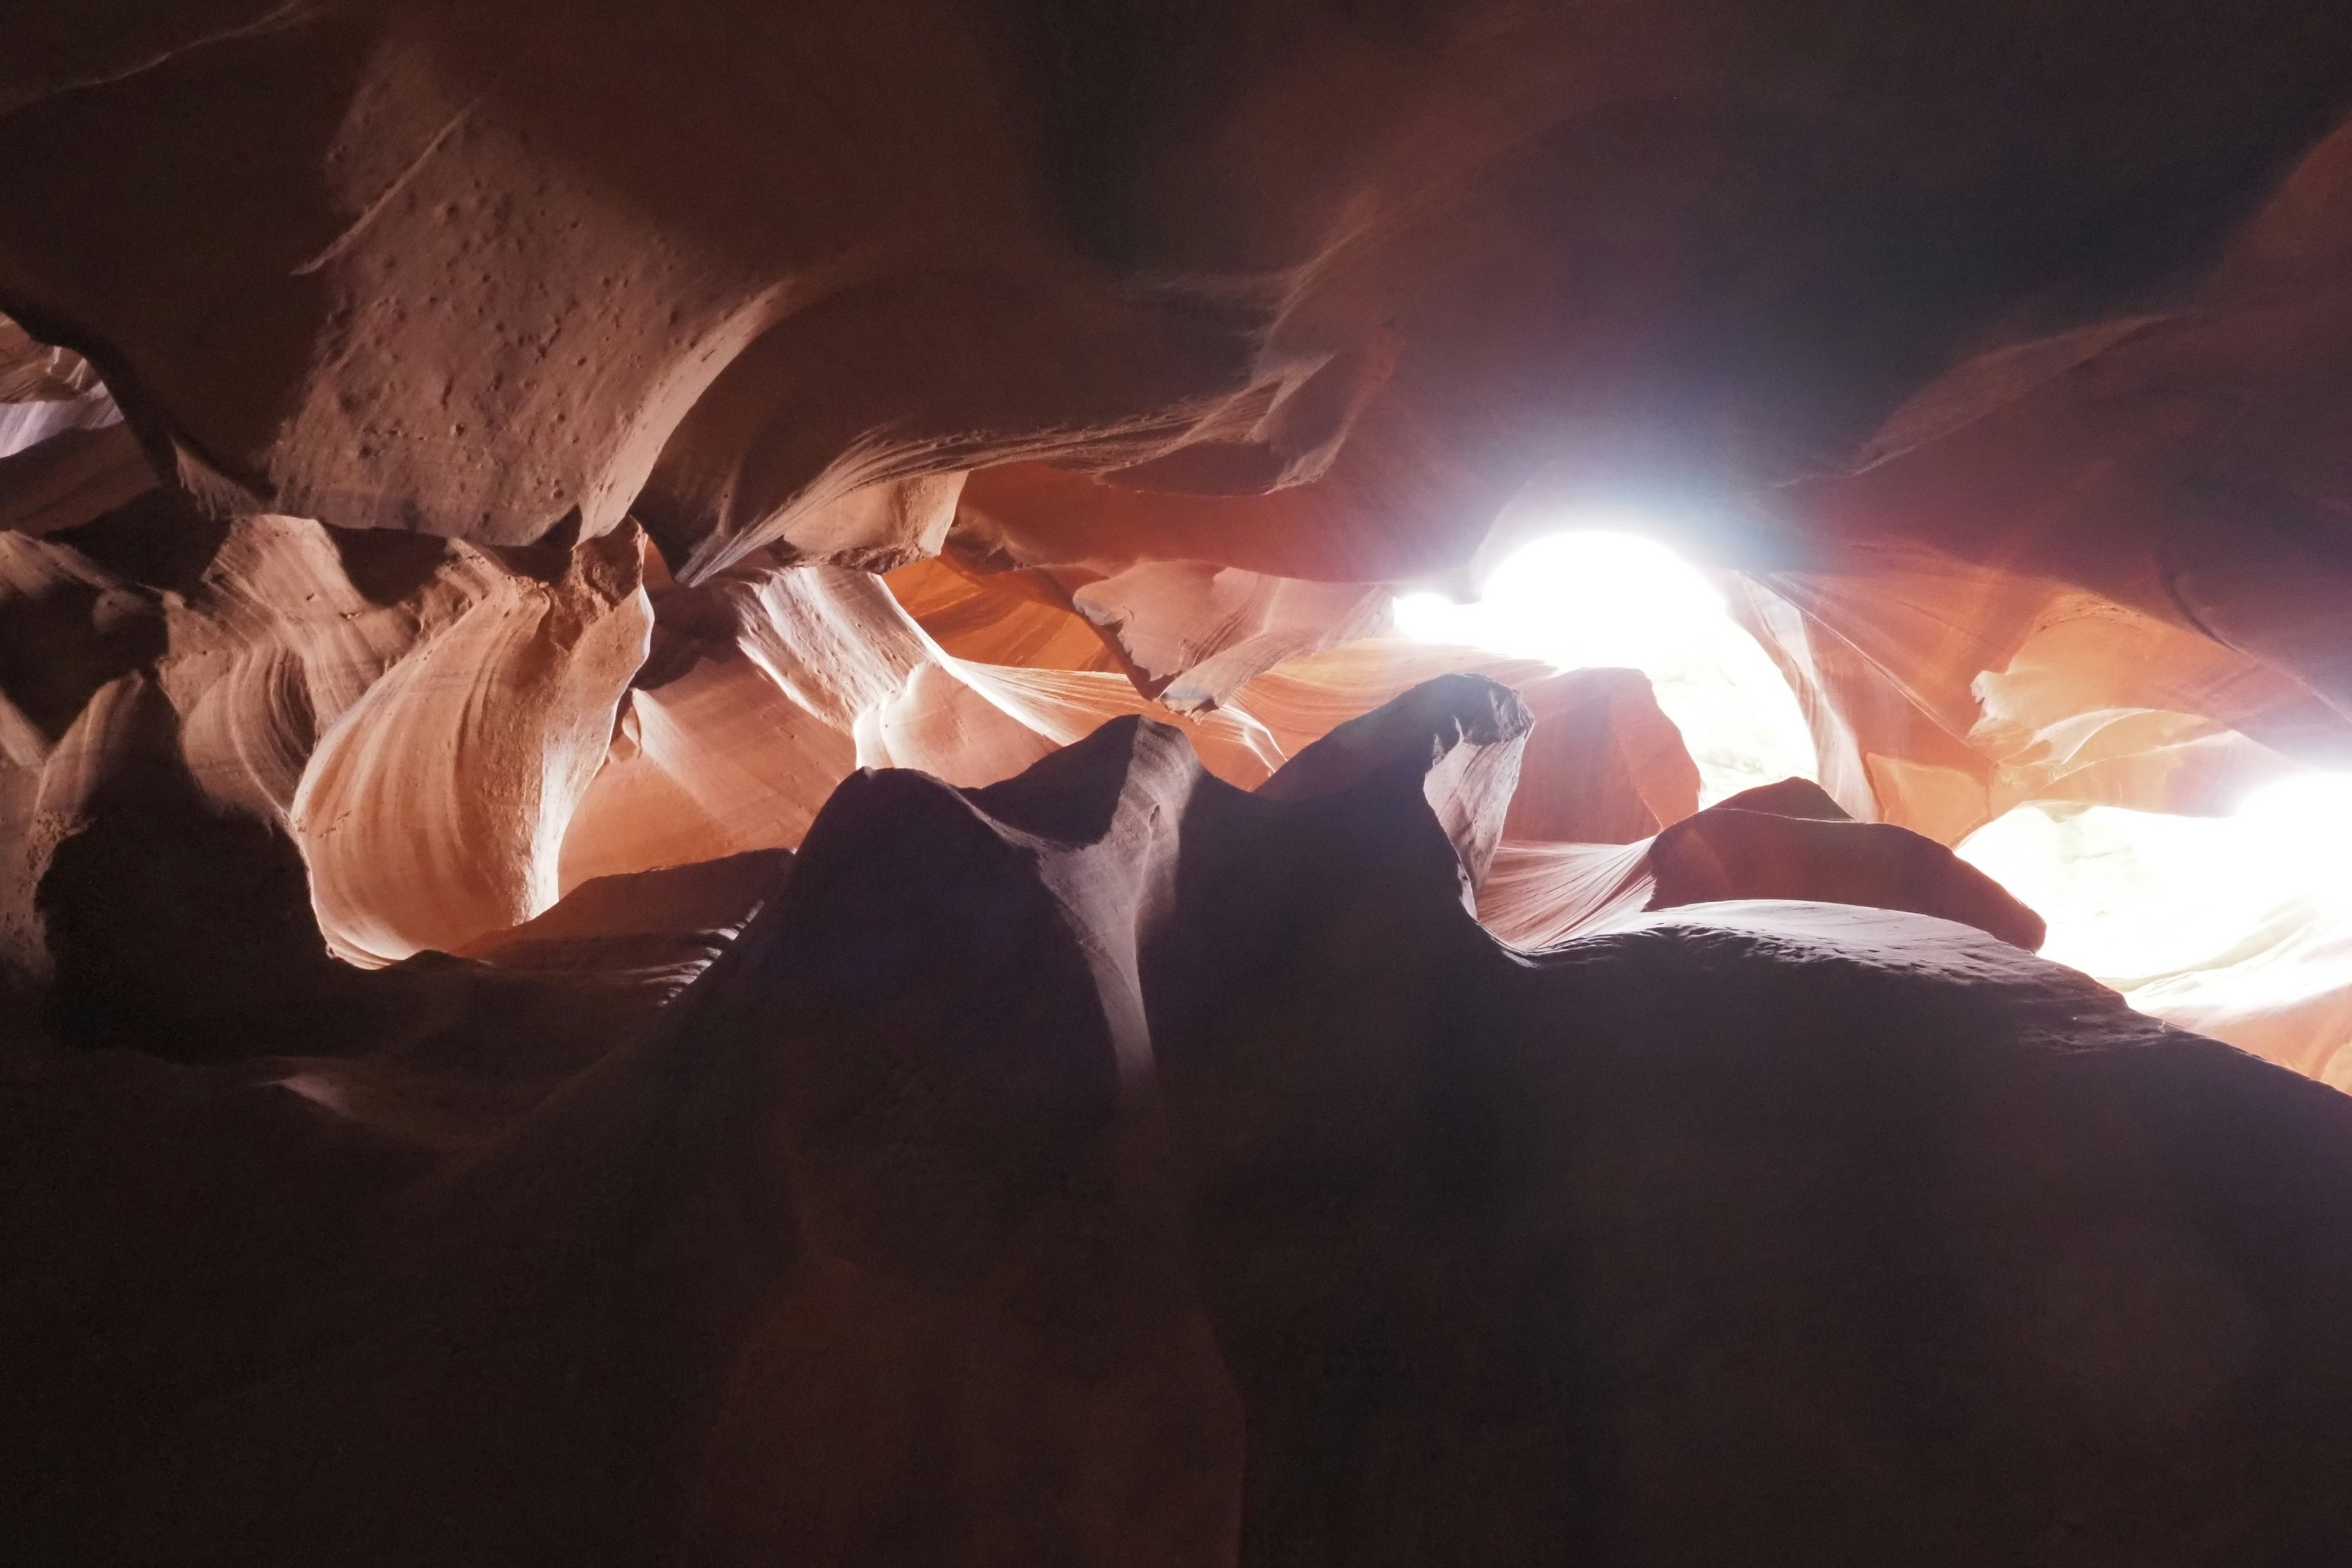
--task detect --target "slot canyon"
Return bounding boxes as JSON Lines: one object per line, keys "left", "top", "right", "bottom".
{"left": 9, "top": 2, "right": 2352, "bottom": 1560}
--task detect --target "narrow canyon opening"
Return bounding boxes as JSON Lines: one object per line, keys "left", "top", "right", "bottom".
{"left": 1396, "top": 523, "right": 2352, "bottom": 1084}
{"left": 1392, "top": 526, "right": 1819, "bottom": 801}
{"left": 9, "top": 6, "right": 2352, "bottom": 1561}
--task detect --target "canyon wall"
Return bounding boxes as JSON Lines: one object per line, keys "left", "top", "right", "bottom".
{"left": 6, "top": 2, "right": 2352, "bottom": 1559}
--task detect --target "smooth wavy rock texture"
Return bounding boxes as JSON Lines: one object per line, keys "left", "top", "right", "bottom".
{"left": 1, "top": 493, "right": 649, "bottom": 1055}
{"left": 1480, "top": 784, "right": 2048, "bottom": 954}
{"left": 8, "top": 677, "right": 2352, "bottom": 1563}
{"left": 7, "top": 6, "right": 2352, "bottom": 1560}
{"left": 4, "top": 2, "right": 2352, "bottom": 891}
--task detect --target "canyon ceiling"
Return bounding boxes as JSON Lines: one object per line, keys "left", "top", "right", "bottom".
{"left": 7, "top": 1, "right": 2352, "bottom": 1562}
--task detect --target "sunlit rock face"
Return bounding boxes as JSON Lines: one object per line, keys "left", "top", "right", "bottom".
{"left": 0, "top": 486, "right": 650, "bottom": 1058}
{"left": 8, "top": 2, "right": 2352, "bottom": 1559}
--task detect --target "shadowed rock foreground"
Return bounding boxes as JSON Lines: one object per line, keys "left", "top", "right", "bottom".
{"left": 9, "top": 679, "right": 2352, "bottom": 1564}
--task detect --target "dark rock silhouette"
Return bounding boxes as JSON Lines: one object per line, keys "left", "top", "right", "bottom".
{"left": 8, "top": 681, "right": 2351, "bottom": 1562}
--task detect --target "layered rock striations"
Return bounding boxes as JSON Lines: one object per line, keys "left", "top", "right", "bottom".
{"left": 0, "top": 491, "right": 649, "bottom": 1044}
{"left": 8, "top": 4, "right": 2352, "bottom": 1559}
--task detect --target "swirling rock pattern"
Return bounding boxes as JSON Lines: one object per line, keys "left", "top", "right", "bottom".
{"left": 1, "top": 490, "right": 648, "bottom": 1050}
{"left": 7, "top": 5, "right": 2352, "bottom": 1558}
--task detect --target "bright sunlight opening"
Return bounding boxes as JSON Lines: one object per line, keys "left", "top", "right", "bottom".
{"left": 1957, "top": 779, "right": 2352, "bottom": 1047}
{"left": 1391, "top": 526, "right": 1816, "bottom": 804}
{"left": 1956, "top": 780, "right": 2352, "bottom": 981}
{"left": 1395, "top": 522, "right": 2352, "bottom": 1067}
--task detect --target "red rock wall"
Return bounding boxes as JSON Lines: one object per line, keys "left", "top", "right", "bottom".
{"left": 7, "top": 4, "right": 2352, "bottom": 1558}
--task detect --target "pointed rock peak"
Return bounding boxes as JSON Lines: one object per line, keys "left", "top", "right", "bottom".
{"left": 965, "top": 712, "right": 1208, "bottom": 848}
{"left": 1256, "top": 673, "right": 1532, "bottom": 802}
{"left": 456, "top": 848, "right": 794, "bottom": 963}
{"left": 1713, "top": 777, "right": 1853, "bottom": 821}
{"left": 760, "top": 714, "right": 1207, "bottom": 1017}
{"left": 706, "top": 739, "right": 1153, "bottom": 1291}
{"left": 1257, "top": 673, "right": 1532, "bottom": 897}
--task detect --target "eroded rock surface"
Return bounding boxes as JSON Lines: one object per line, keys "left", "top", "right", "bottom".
{"left": 0, "top": 491, "right": 650, "bottom": 1039}
{"left": 6, "top": 7, "right": 2352, "bottom": 1559}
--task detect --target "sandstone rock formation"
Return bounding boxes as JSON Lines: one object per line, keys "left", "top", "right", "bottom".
{"left": 10, "top": 679, "right": 2352, "bottom": 1563}
{"left": 1480, "top": 776, "right": 2047, "bottom": 955}
{"left": 8, "top": 2, "right": 2352, "bottom": 1559}
{"left": 1, "top": 494, "right": 648, "bottom": 1011}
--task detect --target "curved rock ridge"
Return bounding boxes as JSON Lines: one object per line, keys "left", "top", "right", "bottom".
{"left": 0, "top": 314, "right": 116, "bottom": 460}
{"left": 1, "top": 13, "right": 2349, "bottom": 846}
{"left": 1, "top": 492, "right": 649, "bottom": 1051}
{"left": 11, "top": 456, "right": 2331, "bottom": 1076}
{"left": 560, "top": 570, "right": 1706, "bottom": 902}
{"left": 0, "top": 315, "right": 99, "bottom": 405}
{"left": 1479, "top": 775, "right": 2047, "bottom": 954}
{"left": 8, "top": 680, "right": 2352, "bottom": 1562}
{"left": 1725, "top": 548, "right": 2352, "bottom": 845}
{"left": 1258, "top": 670, "right": 1531, "bottom": 900}
{"left": 2, "top": 9, "right": 2346, "bottom": 614}
{"left": 555, "top": 554, "right": 1309, "bottom": 892}
{"left": 8, "top": 17, "right": 2352, "bottom": 1550}
{"left": 884, "top": 553, "right": 1130, "bottom": 676}
{"left": 10, "top": 36, "right": 2352, "bottom": 1047}
{"left": 0, "top": 458, "right": 1722, "bottom": 1044}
